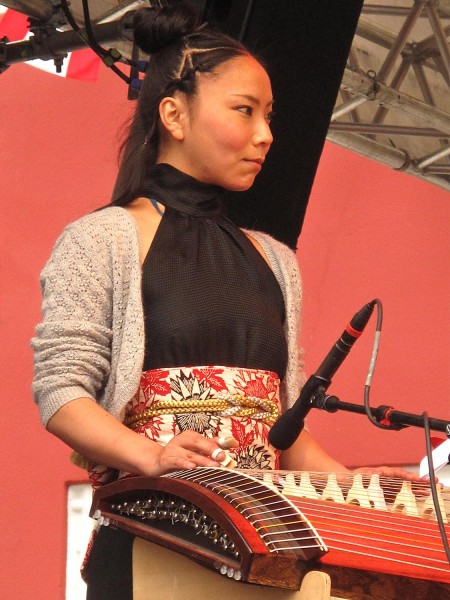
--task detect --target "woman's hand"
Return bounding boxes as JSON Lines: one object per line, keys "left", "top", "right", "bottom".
{"left": 352, "top": 465, "right": 433, "bottom": 483}
{"left": 147, "top": 430, "right": 229, "bottom": 475}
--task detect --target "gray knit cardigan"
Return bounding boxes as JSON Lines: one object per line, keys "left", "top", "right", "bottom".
{"left": 32, "top": 207, "right": 305, "bottom": 427}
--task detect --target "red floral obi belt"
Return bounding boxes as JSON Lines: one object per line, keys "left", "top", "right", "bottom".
{"left": 87, "top": 365, "right": 282, "bottom": 489}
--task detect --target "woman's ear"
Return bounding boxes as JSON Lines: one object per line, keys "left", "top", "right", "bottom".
{"left": 159, "top": 96, "right": 187, "bottom": 142}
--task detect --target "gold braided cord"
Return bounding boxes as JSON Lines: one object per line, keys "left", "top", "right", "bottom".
{"left": 125, "top": 394, "right": 279, "bottom": 429}
{"left": 70, "top": 392, "right": 279, "bottom": 470}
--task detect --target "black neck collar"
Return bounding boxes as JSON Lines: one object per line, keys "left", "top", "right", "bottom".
{"left": 139, "top": 163, "right": 226, "bottom": 217}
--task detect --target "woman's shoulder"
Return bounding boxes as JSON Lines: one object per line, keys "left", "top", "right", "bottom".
{"left": 65, "top": 205, "right": 136, "bottom": 237}
{"left": 246, "top": 229, "right": 297, "bottom": 264}
{"left": 56, "top": 206, "right": 138, "bottom": 252}
{"left": 46, "top": 206, "right": 140, "bottom": 272}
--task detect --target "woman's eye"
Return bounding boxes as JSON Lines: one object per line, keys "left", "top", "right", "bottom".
{"left": 266, "top": 110, "right": 275, "bottom": 123}
{"left": 237, "top": 106, "right": 253, "bottom": 116}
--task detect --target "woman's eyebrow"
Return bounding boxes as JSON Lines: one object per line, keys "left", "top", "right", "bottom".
{"left": 229, "top": 93, "right": 274, "bottom": 107}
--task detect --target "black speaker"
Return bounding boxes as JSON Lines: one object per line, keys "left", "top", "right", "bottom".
{"left": 199, "top": 0, "right": 364, "bottom": 248}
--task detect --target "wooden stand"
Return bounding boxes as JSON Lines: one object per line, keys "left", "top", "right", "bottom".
{"left": 132, "top": 538, "right": 346, "bottom": 600}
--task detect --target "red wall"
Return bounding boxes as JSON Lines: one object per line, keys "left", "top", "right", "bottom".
{"left": 1, "top": 64, "right": 125, "bottom": 600}
{"left": 1, "top": 63, "right": 448, "bottom": 598}
{"left": 300, "top": 144, "right": 449, "bottom": 467}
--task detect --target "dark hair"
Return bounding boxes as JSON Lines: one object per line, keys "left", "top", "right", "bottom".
{"left": 112, "top": 3, "right": 254, "bottom": 206}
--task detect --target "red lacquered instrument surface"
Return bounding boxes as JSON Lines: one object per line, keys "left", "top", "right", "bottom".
{"left": 90, "top": 468, "right": 450, "bottom": 598}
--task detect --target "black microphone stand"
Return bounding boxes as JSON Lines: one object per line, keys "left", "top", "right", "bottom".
{"left": 309, "top": 389, "right": 450, "bottom": 436}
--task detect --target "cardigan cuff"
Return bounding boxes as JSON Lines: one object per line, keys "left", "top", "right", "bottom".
{"left": 35, "top": 386, "right": 96, "bottom": 428}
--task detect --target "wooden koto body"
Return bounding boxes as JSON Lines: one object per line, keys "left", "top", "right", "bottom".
{"left": 90, "top": 468, "right": 450, "bottom": 598}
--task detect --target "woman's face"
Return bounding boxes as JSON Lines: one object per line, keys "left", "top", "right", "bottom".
{"left": 160, "top": 54, "right": 274, "bottom": 191}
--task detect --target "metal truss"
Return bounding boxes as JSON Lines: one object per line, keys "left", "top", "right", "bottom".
{"left": 329, "top": 0, "right": 450, "bottom": 192}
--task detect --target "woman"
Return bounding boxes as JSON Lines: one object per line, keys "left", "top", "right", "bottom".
{"left": 31, "top": 4, "right": 418, "bottom": 597}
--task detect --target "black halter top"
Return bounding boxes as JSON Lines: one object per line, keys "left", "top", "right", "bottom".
{"left": 139, "top": 163, "right": 288, "bottom": 378}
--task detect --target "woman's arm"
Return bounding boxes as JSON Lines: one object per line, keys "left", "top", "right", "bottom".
{"left": 47, "top": 397, "right": 226, "bottom": 476}
{"left": 279, "top": 429, "right": 349, "bottom": 473}
{"left": 279, "top": 428, "right": 424, "bottom": 482}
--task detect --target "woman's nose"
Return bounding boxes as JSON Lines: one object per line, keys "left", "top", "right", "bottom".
{"left": 254, "top": 118, "right": 273, "bottom": 147}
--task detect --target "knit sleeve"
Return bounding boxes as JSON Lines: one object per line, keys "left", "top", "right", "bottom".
{"left": 31, "top": 218, "right": 114, "bottom": 426}
{"left": 245, "top": 230, "right": 306, "bottom": 411}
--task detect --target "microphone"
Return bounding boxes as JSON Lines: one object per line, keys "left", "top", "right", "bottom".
{"left": 314, "top": 300, "right": 376, "bottom": 385}
{"left": 268, "top": 300, "right": 376, "bottom": 450}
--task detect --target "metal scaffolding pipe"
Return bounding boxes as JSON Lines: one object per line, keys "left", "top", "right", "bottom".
{"left": 326, "top": 130, "right": 450, "bottom": 192}
{"left": 1, "top": 16, "right": 135, "bottom": 66}
{"left": 331, "top": 96, "right": 368, "bottom": 121}
{"left": 425, "top": 165, "right": 450, "bottom": 174}
{"left": 373, "top": 58, "right": 411, "bottom": 126}
{"left": 338, "top": 89, "right": 362, "bottom": 123}
{"left": 361, "top": 4, "right": 450, "bottom": 19}
{"left": 341, "top": 68, "right": 450, "bottom": 135}
{"left": 0, "top": 0, "right": 53, "bottom": 21}
{"left": 412, "top": 62, "right": 435, "bottom": 105}
{"left": 425, "top": 2, "right": 450, "bottom": 83}
{"left": 416, "top": 143, "right": 450, "bottom": 169}
{"left": 416, "top": 23, "right": 450, "bottom": 55}
{"left": 412, "top": 62, "right": 450, "bottom": 164}
{"left": 356, "top": 16, "right": 447, "bottom": 77}
{"left": 327, "top": 129, "right": 410, "bottom": 169}
{"left": 432, "top": 54, "right": 450, "bottom": 86}
{"left": 329, "top": 122, "right": 447, "bottom": 137}
{"left": 356, "top": 16, "right": 400, "bottom": 50}
{"left": 377, "top": 0, "right": 428, "bottom": 82}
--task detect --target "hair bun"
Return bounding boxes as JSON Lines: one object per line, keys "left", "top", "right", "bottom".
{"left": 133, "top": 4, "right": 201, "bottom": 54}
